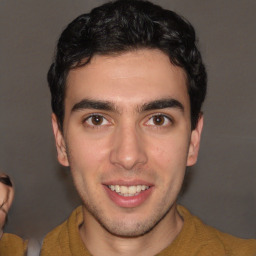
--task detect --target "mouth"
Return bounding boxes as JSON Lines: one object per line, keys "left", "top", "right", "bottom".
{"left": 104, "top": 182, "right": 153, "bottom": 208}
{"left": 107, "top": 185, "right": 150, "bottom": 197}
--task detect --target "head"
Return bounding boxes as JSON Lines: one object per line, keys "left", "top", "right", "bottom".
{"left": 48, "top": 0, "right": 207, "bottom": 132}
{"left": 49, "top": 0, "right": 207, "bottom": 239}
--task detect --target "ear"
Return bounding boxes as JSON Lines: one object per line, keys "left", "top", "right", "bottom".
{"left": 187, "top": 115, "right": 204, "bottom": 166}
{"left": 52, "top": 114, "right": 69, "bottom": 167}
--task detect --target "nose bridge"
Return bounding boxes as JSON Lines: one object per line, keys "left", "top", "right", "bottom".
{"left": 110, "top": 121, "right": 147, "bottom": 170}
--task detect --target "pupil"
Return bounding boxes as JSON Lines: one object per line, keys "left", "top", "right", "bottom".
{"left": 92, "top": 115, "right": 102, "bottom": 125}
{"left": 154, "top": 116, "right": 164, "bottom": 125}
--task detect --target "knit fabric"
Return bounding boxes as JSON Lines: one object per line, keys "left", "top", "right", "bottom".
{"left": 0, "top": 233, "right": 27, "bottom": 256}
{"left": 41, "top": 205, "right": 256, "bottom": 256}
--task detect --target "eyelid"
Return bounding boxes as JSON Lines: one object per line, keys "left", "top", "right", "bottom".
{"left": 83, "top": 113, "right": 111, "bottom": 126}
{"left": 144, "top": 113, "right": 173, "bottom": 126}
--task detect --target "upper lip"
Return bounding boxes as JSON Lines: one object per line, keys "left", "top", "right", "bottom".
{"left": 103, "top": 179, "right": 153, "bottom": 187}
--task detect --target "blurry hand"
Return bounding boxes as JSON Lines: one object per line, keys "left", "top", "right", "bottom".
{"left": 0, "top": 174, "right": 14, "bottom": 238}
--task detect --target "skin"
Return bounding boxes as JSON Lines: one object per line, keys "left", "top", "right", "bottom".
{"left": 0, "top": 174, "right": 14, "bottom": 239}
{"left": 52, "top": 49, "right": 203, "bottom": 256}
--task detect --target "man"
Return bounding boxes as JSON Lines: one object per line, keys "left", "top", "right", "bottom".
{"left": 41, "top": 0, "right": 256, "bottom": 255}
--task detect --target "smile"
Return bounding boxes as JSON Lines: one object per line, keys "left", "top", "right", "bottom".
{"left": 108, "top": 185, "right": 150, "bottom": 197}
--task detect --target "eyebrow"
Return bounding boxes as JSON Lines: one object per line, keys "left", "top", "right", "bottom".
{"left": 140, "top": 98, "right": 184, "bottom": 112}
{"left": 71, "top": 98, "right": 184, "bottom": 113}
{"left": 72, "top": 99, "right": 116, "bottom": 112}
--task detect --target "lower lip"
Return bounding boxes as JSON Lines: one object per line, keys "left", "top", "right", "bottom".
{"left": 103, "top": 185, "right": 153, "bottom": 208}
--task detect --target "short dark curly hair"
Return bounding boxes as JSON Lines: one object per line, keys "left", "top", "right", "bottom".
{"left": 48, "top": 0, "right": 207, "bottom": 131}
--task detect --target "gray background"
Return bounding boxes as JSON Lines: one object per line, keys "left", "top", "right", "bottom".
{"left": 0, "top": 0, "right": 255, "bottom": 241}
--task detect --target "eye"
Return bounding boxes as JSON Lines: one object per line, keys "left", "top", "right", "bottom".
{"left": 84, "top": 114, "right": 109, "bottom": 127}
{"left": 145, "top": 114, "right": 172, "bottom": 127}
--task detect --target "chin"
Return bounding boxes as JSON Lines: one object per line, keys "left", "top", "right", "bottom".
{"left": 94, "top": 207, "right": 172, "bottom": 238}
{"left": 101, "top": 220, "right": 156, "bottom": 238}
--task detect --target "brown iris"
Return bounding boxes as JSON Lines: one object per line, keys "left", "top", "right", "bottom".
{"left": 91, "top": 115, "right": 104, "bottom": 125}
{"left": 152, "top": 115, "right": 165, "bottom": 125}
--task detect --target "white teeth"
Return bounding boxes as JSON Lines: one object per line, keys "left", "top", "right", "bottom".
{"left": 108, "top": 185, "right": 149, "bottom": 197}
{"left": 120, "top": 186, "right": 128, "bottom": 194}
{"left": 115, "top": 185, "right": 120, "bottom": 193}
{"left": 128, "top": 186, "right": 137, "bottom": 194}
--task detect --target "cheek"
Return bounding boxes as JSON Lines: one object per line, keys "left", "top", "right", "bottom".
{"left": 147, "top": 134, "right": 189, "bottom": 191}
{"left": 66, "top": 134, "right": 111, "bottom": 174}
{"left": 148, "top": 134, "right": 189, "bottom": 168}
{"left": 66, "top": 137, "right": 104, "bottom": 197}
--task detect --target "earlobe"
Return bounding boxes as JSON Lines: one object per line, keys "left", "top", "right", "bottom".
{"left": 187, "top": 115, "right": 204, "bottom": 166}
{"left": 51, "top": 114, "right": 69, "bottom": 167}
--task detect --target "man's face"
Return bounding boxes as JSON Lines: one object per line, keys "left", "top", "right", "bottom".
{"left": 52, "top": 49, "right": 203, "bottom": 237}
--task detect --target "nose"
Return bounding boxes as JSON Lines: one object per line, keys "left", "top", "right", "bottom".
{"left": 109, "top": 124, "right": 147, "bottom": 170}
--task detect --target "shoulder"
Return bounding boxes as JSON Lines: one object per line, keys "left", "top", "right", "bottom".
{"left": 41, "top": 206, "right": 83, "bottom": 256}
{"left": 40, "top": 223, "right": 66, "bottom": 256}
{"left": 177, "top": 205, "right": 256, "bottom": 256}
{"left": 214, "top": 229, "right": 256, "bottom": 256}
{"left": 0, "top": 233, "right": 28, "bottom": 256}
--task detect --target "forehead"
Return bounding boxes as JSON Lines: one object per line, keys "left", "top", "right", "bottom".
{"left": 65, "top": 49, "right": 189, "bottom": 111}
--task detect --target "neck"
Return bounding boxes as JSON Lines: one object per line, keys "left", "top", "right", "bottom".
{"left": 79, "top": 204, "right": 183, "bottom": 256}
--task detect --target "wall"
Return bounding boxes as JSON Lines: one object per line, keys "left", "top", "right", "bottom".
{"left": 0, "top": 0, "right": 255, "bottom": 240}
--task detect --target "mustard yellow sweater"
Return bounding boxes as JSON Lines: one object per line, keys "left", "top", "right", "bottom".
{"left": 0, "top": 233, "right": 27, "bottom": 256}
{"left": 41, "top": 205, "right": 256, "bottom": 256}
